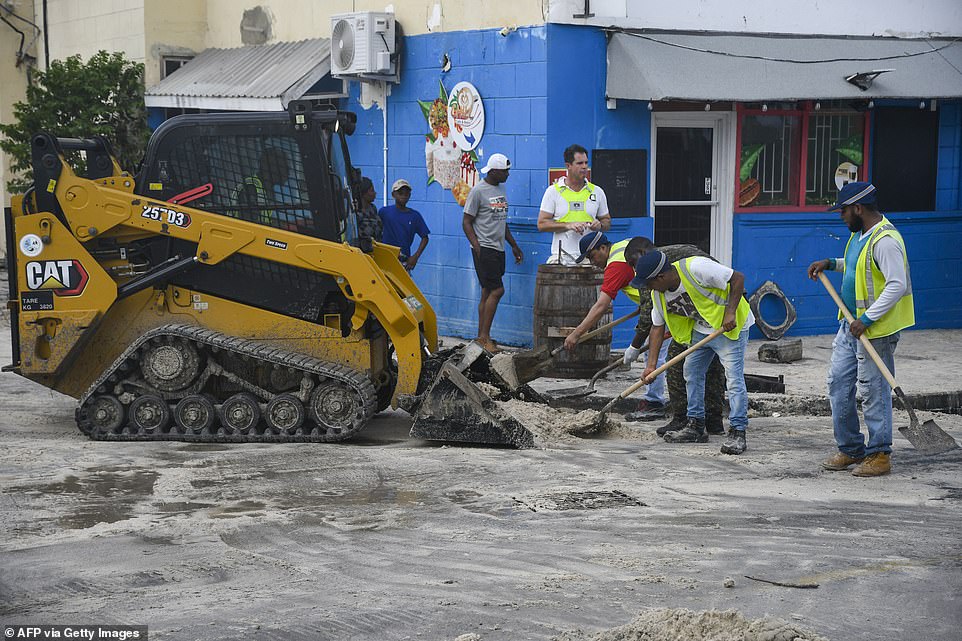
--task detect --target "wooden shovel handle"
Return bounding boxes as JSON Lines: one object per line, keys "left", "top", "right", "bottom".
{"left": 619, "top": 328, "right": 726, "bottom": 400}
{"left": 550, "top": 308, "right": 641, "bottom": 357}
{"left": 817, "top": 271, "right": 899, "bottom": 390}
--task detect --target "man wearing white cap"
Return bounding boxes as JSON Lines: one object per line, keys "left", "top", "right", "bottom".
{"left": 537, "top": 144, "right": 611, "bottom": 265}
{"left": 462, "top": 153, "right": 524, "bottom": 353}
{"left": 379, "top": 178, "right": 431, "bottom": 271}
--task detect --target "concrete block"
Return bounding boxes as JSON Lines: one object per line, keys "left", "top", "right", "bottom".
{"left": 758, "top": 338, "right": 804, "bottom": 363}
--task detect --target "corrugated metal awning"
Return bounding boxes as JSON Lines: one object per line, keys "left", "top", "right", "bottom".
{"left": 607, "top": 31, "right": 962, "bottom": 102}
{"left": 145, "top": 39, "right": 332, "bottom": 111}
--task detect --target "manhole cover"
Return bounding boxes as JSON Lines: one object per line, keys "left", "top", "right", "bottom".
{"left": 513, "top": 490, "right": 646, "bottom": 512}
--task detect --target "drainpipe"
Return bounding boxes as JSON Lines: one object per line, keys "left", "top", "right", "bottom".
{"left": 42, "top": 0, "right": 49, "bottom": 68}
{"left": 382, "top": 80, "right": 388, "bottom": 207}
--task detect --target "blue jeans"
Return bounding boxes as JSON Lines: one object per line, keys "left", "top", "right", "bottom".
{"left": 827, "top": 321, "right": 898, "bottom": 457}
{"left": 643, "top": 338, "right": 671, "bottom": 404}
{"left": 683, "top": 329, "right": 749, "bottom": 431}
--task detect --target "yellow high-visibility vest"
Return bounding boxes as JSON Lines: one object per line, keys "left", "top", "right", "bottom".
{"left": 653, "top": 257, "right": 750, "bottom": 344}
{"left": 555, "top": 180, "right": 598, "bottom": 224}
{"left": 606, "top": 239, "right": 641, "bottom": 304}
{"left": 842, "top": 216, "right": 915, "bottom": 338}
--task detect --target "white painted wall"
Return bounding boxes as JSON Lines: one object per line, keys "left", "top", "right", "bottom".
{"left": 37, "top": 0, "right": 146, "bottom": 66}
{"left": 549, "top": 0, "right": 962, "bottom": 38}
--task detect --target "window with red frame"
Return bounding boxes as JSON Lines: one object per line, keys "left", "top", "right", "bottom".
{"left": 736, "top": 102, "right": 869, "bottom": 211}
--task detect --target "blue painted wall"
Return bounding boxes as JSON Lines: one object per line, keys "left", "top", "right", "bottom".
{"left": 345, "top": 23, "right": 962, "bottom": 346}
{"left": 733, "top": 101, "right": 962, "bottom": 338}
{"left": 346, "top": 24, "right": 654, "bottom": 348}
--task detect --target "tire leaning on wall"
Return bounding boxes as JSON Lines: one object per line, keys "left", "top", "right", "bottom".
{"left": 748, "top": 280, "right": 797, "bottom": 340}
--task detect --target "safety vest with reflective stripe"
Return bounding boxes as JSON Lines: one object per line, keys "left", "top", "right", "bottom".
{"left": 606, "top": 239, "right": 641, "bottom": 304}
{"left": 555, "top": 180, "right": 597, "bottom": 223}
{"left": 653, "top": 257, "right": 750, "bottom": 344}
{"left": 230, "top": 176, "right": 273, "bottom": 225}
{"left": 842, "top": 216, "right": 915, "bottom": 338}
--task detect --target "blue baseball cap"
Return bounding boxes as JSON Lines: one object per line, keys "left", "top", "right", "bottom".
{"left": 630, "top": 250, "right": 670, "bottom": 289}
{"left": 575, "top": 231, "right": 610, "bottom": 263}
{"left": 827, "top": 181, "right": 877, "bottom": 211}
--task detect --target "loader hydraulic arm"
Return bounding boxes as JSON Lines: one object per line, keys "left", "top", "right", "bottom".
{"left": 29, "top": 133, "right": 436, "bottom": 399}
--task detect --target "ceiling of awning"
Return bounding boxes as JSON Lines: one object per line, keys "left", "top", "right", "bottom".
{"left": 145, "top": 38, "right": 333, "bottom": 111}
{"left": 607, "top": 31, "right": 962, "bottom": 102}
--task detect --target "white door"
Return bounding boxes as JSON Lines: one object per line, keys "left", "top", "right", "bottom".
{"left": 651, "top": 112, "right": 734, "bottom": 265}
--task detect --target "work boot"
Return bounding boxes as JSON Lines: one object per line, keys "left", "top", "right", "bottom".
{"left": 822, "top": 452, "right": 864, "bottom": 471}
{"left": 664, "top": 417, "right": 708, "bottom": 443}
{"left": 720, "top": 429, "right": 747, "bottom": 455}
{"left": 705, "top": 417, "right": 725, "bottom": 435}
{"left": 656, "top": 417, "right": 686, "bottom": 436}
{"left": 851, "top": 452, "right": 891, "bottom": 477}
{"left": 624, "top": 400, "right": 667, "bottom": 422}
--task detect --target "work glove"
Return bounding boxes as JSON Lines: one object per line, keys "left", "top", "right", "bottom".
{"left": 623, "top": 344, "right": 643, "bottom": 365}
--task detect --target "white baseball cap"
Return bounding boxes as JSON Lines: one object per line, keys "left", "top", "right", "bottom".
{"left": 480, "top": 153, "right": 511, "bottom": 173}
{"left": 391, "top": 178, "right": 412, "bottom": 192}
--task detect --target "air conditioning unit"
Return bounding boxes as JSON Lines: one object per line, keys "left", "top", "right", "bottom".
{"left": 330, "top": 12, "right": 397, "bottom": 78}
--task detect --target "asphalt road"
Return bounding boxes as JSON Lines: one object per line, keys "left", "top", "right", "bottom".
{"left": 2, "top": 340, "right": 961, "bottom": 640}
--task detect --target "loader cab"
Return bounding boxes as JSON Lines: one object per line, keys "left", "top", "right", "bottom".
{"left": 135, "top": 107, "right": 359, "bottom": 243}
{"left": 132, "top": 107, "right": 362, "bottom": 326}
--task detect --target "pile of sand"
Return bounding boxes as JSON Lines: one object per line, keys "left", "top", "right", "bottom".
{"left": 495, "top": 398, "right": 600, "bottom": 446}
{"left": 554, "top": 608, "right": 828, "bottom": 641}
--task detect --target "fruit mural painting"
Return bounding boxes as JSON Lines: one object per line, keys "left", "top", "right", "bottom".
{"left": 419, "top": 81, "right": 484, "bottom": 206}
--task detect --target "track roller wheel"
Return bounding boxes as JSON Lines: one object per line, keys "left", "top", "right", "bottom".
{"left": 81, "top": 396, "right": 126, "bottom": 433}
{"left": 219, "top": 393, "right": 261, "bottom": 435}
{"left": 129, "top": 395, "right": 171, "bottom": 434}
{"left": 265, "top": 393, "right": 305, "bottom": 435}
{"left": 173, "top": 395, "right": 217, "bottom": 434}
{"left": 141, "top": 337, "right": 202, "bottom": 392}
{"left": 309, "top": 381, "right": 363, "bottom": 436}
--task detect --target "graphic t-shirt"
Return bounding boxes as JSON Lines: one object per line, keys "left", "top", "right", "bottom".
{"left": 650, "top": 257, "right": 755, "bottom": 334}
{"left": 463, "top": 181, "right": 509, "bottom": 251}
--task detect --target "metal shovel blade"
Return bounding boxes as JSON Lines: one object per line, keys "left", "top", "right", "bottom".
{"left": 899, "top": 417, "right": 959, "bottom": 456}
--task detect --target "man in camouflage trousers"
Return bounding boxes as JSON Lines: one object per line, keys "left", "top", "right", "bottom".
{"left": 624, "top": 239, "right": 727, "bottom": 435}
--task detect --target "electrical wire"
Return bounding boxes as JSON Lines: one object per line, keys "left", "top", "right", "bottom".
{"left": 613, "top": 29, "right": 962, "bottom": 65}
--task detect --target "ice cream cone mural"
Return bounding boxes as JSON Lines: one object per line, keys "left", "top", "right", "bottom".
{"left": 419, "top": 80, "right": 484, "bottom": 206}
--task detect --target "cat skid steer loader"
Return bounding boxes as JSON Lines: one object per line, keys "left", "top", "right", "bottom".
{"left": 3, "top": 103, "right": 534, "bottom": 447}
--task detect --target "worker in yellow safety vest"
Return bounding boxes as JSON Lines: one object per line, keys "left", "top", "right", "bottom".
{"left": 563, "top": 233, "right": 671, "bottom": 421}
{"left": 537, "top": 144, "right": 611, "bottom": 265}
{"left": 807, "top": 181, "right": 914, "bottom": 478}
{"left": 635, "top": 250, "right": 755, "bottom": 456}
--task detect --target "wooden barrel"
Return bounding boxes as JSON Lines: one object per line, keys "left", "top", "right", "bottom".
{"left": 532, "top": 264, "right": 612, "bottom": 379}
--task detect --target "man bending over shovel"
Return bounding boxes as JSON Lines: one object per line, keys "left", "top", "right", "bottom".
{"left": 563, "top": 232, "right": 670, "bottom": 420}
{"left": 807, "top": 181, "right": 914, "bottom": 477}
{"left": 635, "top": 251, "right": 754, "bottom": 454}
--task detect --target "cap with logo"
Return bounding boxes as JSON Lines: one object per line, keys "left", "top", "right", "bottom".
{"left": 391, "top": 178, "right": 412, "bottom": 192}
{"left": 826, "top": 181, "right": 877, "bottom": 211}
{"left": 575, "top": 231, "right": 610, "bottom": 263}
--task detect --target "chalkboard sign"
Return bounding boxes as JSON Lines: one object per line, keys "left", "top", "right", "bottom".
{"left": 591, "top": 149, "right": 648, "bottom": 218}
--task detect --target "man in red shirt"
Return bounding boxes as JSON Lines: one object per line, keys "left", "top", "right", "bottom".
{"left": 563, "top": 232, "right": 669, "bottom": 420}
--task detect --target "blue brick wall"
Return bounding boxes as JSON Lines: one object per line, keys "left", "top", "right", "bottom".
{"left": 345, "top": 24, "right": 656, "bottom": 348}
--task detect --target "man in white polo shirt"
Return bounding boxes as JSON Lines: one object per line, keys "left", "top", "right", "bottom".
{"left": 537, "top": 144, "right": 611, "bottom": 265}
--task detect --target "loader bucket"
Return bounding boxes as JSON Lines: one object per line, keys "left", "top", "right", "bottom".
{"left": 410, "top": 361, "right": 535, "bottom": 448}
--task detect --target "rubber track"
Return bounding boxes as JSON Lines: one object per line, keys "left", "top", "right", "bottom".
{"left": 76, "top": 324, "right": 377, "bottom": 443}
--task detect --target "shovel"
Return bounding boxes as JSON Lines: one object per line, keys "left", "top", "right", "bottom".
{"left": 591, "top": 328, "right": 725, "bottom": 432}
{"left": 818, "top": 272, "right": 959, "bottom": 455}
{"left": 490, "top": 309, "right": 640, "bottom": 391}
{"left": 550, "top": 337, "right": 653, "bottom": 400}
